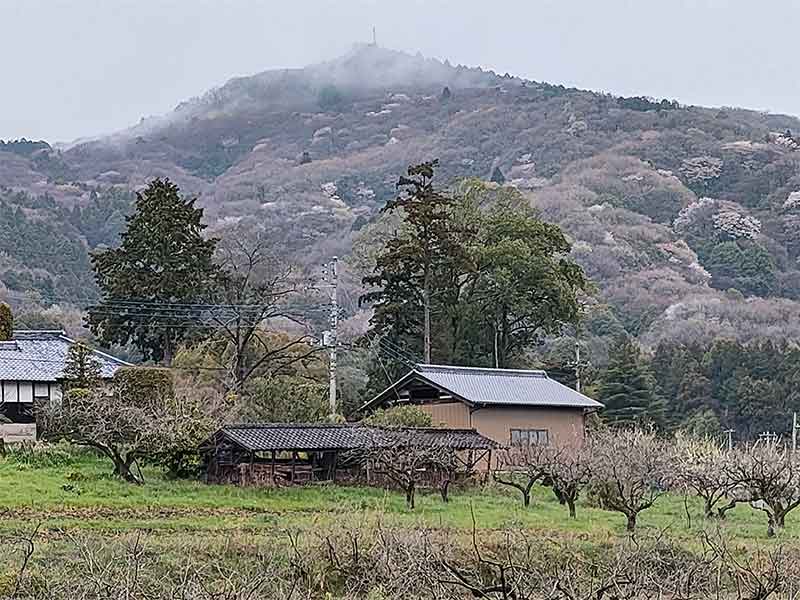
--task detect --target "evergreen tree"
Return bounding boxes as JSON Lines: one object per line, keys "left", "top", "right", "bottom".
{"left": 361, "top": 160, "right": 473, "bottom": 363}
{"left": 88, "top": 178, "right": 220, "bottom": 363}
{"left": 0, "top": 303, "right": 12, "bottom": 341}
{"left": 361, "top": 172, "right": 588, "bottom": 370}
{"left": 597, "top": 337, "right": 663, "bottom": 427}
{"left": 464, "top": 187, "right": 588, "bottom": 367}
{"left": 62, "top": 342, "right": 102, "bottom": 390}
{"left": 489, "top": 166, "right": 506, "bottom": 184}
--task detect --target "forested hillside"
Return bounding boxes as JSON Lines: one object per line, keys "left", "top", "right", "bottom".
{"left": 4, "top": 44, "right": 800, "bottom": 425}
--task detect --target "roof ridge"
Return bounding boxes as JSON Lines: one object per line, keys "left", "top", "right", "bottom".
{"left": 225, "top": 422, "right": 358, "bottom": 430}
{"left": 416, "top": 364, "right": 547, "bottom": 377}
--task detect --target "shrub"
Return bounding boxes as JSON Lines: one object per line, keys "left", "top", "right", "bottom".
{"left": 363, "top": 405, "right": 433, "bottom": 428}
{"left": 113, "top": 367, "right": 174, "bottom": 407}
{"left": 0, "top": 302, "right": 12, "bottom": 341}
{"left": 4, "top": 441, "right": 77, "bottom": 470}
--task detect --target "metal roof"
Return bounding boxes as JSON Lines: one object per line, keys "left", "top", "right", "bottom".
{"left": 0, "top": 330, "right": 130, "bottom": 382}
{"left": 213, "top": 423, "right": 498, "bottom": 452}
{"left": 364, "top": 364, "right": 603, "bottom": 411}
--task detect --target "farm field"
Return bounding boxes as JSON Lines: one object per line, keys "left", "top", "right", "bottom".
{"left": 2, "top": 446, "right": 799, "bottom": 598}
{"left": 1, "top": 446, "right": 796, "bottom": 539}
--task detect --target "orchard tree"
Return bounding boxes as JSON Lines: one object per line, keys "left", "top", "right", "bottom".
{"left": 589, "top": 427, "right": 671, "bottom": 532}
{"left": 493, "top": 442, "right": 552, "bottom": 507}
{"left": 726, "top": 441, "right": 800, "bottom": 537}
{"left": 545, "top": 443, "right": 593, "bottom": 519}
{"left": 673, "top": 434, "right": 740, "bottom": 519}
{"left": 88, "top": 178, "right": 220, "bottom": 364}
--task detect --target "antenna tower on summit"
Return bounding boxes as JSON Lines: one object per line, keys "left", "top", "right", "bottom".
{"left": 372, "top": 26, "right": 377, "bottom": 46}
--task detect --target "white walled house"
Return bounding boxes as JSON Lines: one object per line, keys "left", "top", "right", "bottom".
{"left": 0, "top": 330, "right": 129, "bottom": 442}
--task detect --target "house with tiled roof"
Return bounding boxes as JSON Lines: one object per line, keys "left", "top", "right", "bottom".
{"left": 0, "top": 330, "right": 129, "bottom": 442}
{"left": 361, "top": 364, "right": 603, "bottom": 450}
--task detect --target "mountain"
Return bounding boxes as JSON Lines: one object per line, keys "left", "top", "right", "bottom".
{"left": 5, "top": 44, "right": 800, "bottom": 353}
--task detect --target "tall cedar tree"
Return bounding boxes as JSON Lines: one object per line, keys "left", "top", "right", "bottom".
{"left": 88, "top": 179, "right": 219, "bottom": 363}
{"left": 361, "top": 173, "right": 588, "bottom": 369}
{"left": 361, "top": 160, "right": 471, "bottom": 363}
{"left": 596, "top": 337, "right": 664, "bottom": 427}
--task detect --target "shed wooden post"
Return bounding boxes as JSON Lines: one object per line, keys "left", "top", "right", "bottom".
{"left": 332, "top": 452, "right": 338, "bottom": 483}
{"left": 291, "top": 451, "right": 296, "bottom": 483}
{"left": 271, "top": 450, "right": 276, "bottom": 483}
{"left": 485, "top": 450, "right": 492, "bottom": 484}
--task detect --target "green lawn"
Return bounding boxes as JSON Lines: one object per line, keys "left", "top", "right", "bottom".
{"left": 0, "top": 447, "right": 795, "bottom": 543}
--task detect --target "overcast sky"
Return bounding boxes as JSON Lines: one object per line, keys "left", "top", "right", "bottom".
{"left": 3, "top": 0, "right": 799, "bottom": 143}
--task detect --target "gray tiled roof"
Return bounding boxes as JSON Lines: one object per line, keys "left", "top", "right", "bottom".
{"left": 365, "top": 364, "right": 603, "bottom": 410}
{"left": 215, "top": 423, "right": 498, "bottom": 452}
{"left": 0, "top": 330, "right": 129, "bottom": 382}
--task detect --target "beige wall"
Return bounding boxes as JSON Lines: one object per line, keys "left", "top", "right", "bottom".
{"left": 419, "top": 402, "right": 471, "bottom": 429}
{"left": 471, "top": 406, "right": 586, "bottom": 448}
{"left": 419, "top": 402, "right": 586, "bottom": 448}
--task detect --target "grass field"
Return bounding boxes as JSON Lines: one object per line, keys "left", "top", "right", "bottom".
{"left": 0, "top": 445, "right": 796, "bottom": 541}
{"left": 2, "top": 445, "right": 799, "bottom": 598}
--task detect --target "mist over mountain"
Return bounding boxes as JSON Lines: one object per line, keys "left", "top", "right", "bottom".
{"left": 4, "top": 44, "right": 800, "bottom": 357}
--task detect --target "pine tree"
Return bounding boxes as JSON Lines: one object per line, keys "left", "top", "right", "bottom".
{"left": 597, "top": 337, "right": 663, "bottom": 427}
{"left": 88, "top": 179, "right": 220, "bottom": 364}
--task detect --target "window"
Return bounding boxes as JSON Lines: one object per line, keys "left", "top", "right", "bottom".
{"left": 33, "top": 382, "right": 51, "bottom": 403}
{"left": 510, "top": 428, "right": 549, "bottom": 447}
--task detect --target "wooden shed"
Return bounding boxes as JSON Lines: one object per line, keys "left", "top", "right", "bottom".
{"left": 201, "top": 423, "right": 497, "bottom": 487}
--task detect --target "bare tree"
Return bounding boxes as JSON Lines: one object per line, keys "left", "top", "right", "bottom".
{"left": 493, "top": 442, "right": 551, "bottom": 508}
{"left": 703, "top": 530, "right": 790, "bottom": 600}
{"left": 205, "top": 228, "right": 321, "bottom": 390}
{"left": 545, "top": 443, "right": 593, "bottom": 519}
{"left": 725, "top": 441, "right": 800, "bottom": 537}
{"left": 673, "top": 434, "right": 741, "bottom": 519}
{"left": 38, "top": 373, "right": 210, "bottom": 484}
{"left": 354, "top": 430, "right": 457, "bottom": 509}
{"left": 589, "top": 427, "right": 671, "bottom": 532}
{"left": 39, "top": 388, "right": 154, "bottom": 483}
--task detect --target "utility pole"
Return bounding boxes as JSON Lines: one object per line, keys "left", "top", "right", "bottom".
{"left": 723, "top": 428, "right": 734, "bottom": 452}
{"left": 574, "top": 340, "right": 581, "bottom": 394}
{"left": 322, "top": 257, "right": 339, "bottom": 417}
{"left": 793, "top": 412, "right": 799, "bottom": 453}
{"left": 422, "top": 276, "right": 431, "bottom": 364}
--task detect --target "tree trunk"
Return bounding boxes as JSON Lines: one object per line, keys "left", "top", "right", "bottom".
{"left": 625, "top": 512, "right": 637, "bottom": 532}
{"left": 770, "top": 511, "right": 786, "bottom": 537}
{"left": 552, "top": 483, "right": 567, "bottom": 505}
{"left": 440, "top": 479, "right": 451, "bottom": 503}
{"left": 566, "top": 496, "right": 577, "bottom": 519}
{"left": 522, "top": 489, "right": 531, "bottom": 507}
{"left": 703, "top": 497, "right": 715, "bottom": 519}
{"left": 767, "top": 515, "right": 777, "bottom": 538}
{"left": 110, "top": 451, "right": 142, "bottom": 484}
{"left": 718, "top": 499, "right": 737, "bottom": 520}
{"left": 406, "top": 482, "right": 416, "bottom": 509}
